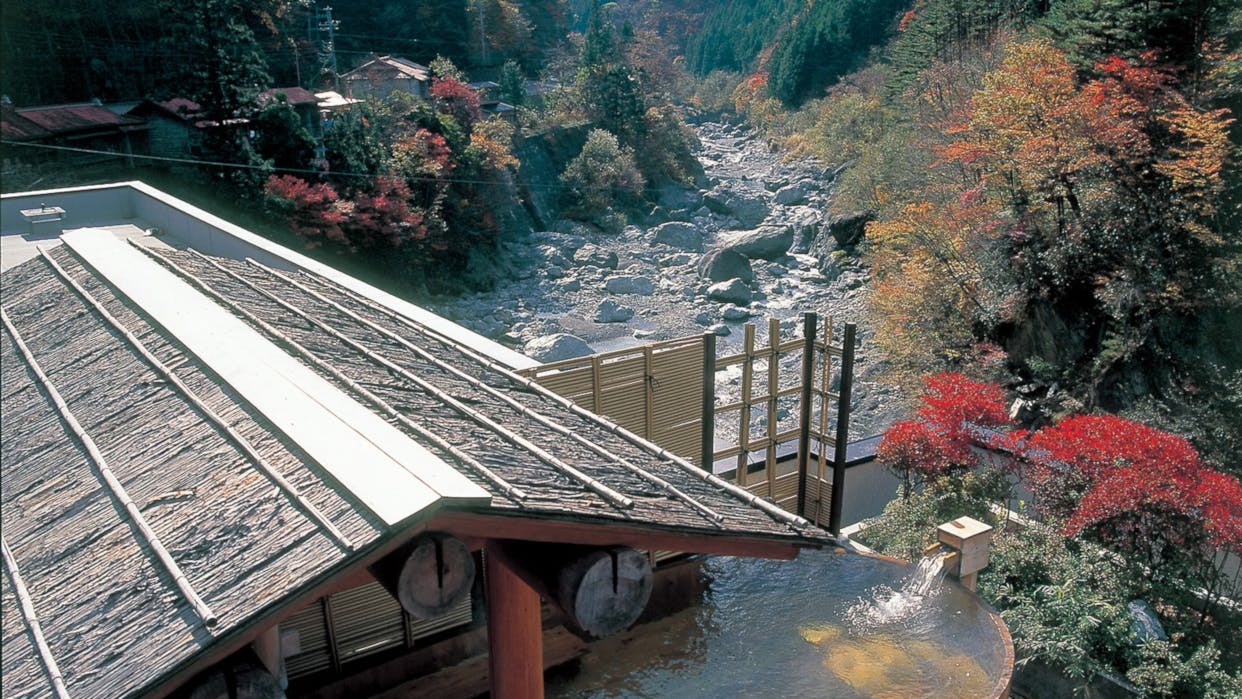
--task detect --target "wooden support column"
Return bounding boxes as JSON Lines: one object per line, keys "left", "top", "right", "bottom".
{"left": 485, "top": 543, "right": 543, "bottom": 699}
{"left": 828, "top": 323, "right": 857, "bottom": 537}
{"left": 796, "top": 312, "right": 817, "bottom": 517}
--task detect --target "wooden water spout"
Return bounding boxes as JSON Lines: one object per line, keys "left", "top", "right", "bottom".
{"left": 937, "top": 516, "right": 994, "bottom": 591}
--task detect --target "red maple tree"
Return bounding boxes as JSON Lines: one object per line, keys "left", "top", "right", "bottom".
{"left": 1021, "top": 415, "right": 1242, "bottom": 575}
{"left": 877, "top": 372, "right": 1009, "bottom": 490}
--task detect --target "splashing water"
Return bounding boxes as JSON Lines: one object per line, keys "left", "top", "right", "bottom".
{"left": 845, "top": 550, "right": 951, "bottom": 630}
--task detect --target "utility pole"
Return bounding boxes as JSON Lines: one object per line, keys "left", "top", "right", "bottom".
{"left": 475, "top": 0, "right": 488, "bottom": 67}
{"left": 309, "top": 5, "right": 340, "bottom": 91}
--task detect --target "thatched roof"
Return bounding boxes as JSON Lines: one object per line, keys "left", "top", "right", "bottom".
{"left": 1, "top": 228, "right": 827, "bottom": 698}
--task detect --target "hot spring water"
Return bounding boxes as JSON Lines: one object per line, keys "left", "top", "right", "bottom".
{"left": 548, "top": 548, "right": 1009, "bottom": 698}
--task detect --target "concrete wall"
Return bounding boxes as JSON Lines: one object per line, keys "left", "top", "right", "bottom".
{"left": 1, "top": 183, "right": 135, "bottom": 234}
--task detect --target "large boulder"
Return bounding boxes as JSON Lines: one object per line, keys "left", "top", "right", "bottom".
{"left": 825, "top": 211, "right": 873, "bottom": 248}
{"left": 698, "top": 248, "right": 754, "bottom": 284}
{"left": 719, "top": 225, "right": 794, "bottom": 261}
{"left": 594, "top": 300, "right": 635, "bottom": 323}
{"left": 706, "top": 279, "right": 753, "bottom": 305}
{"left": 604, "top": 275, "right": 656, "bottom": 296}
{"left": 727, "top": 192, "right": 771, "bottom": 228}
{"left": 526, "top": 333, "right": 593, "bottom": 362}
{"left": 572, "top": 243, "right": 618, "bottom": 270}
{"left": 651, "top": 221, "right": 704, "bottom": 251}
{"left": 703, "top": 187, "right": 771, "bottom": 228}
{"left": 787, "top": 207, "right": 823, "bottom": 254}
{"left": 773, "top": 184, "right": 808, "bottom": 206}
{"left": 657, "top": 184, "right": 703, "bottom": 211}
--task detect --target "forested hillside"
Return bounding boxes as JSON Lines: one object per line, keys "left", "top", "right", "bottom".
{"left": 724, "top": 0, "right": 1241, "bottom": 471}
{"left": 1, "top": 0, "right": 704, "bottom": 293}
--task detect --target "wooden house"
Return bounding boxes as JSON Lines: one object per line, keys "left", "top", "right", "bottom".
{"left": 257, "top": 87, "right": 323, "bottom": 138}
{"left": 341, "top": 55, "right": 431, "bottom": 101}
{"left": 0, "top": 182, "right": 830, "bottom": 698}
{"left": 125, "top": 98, "right": 251, "bottom": 162}
{"left": 0, "top": 101, "right": 146, "bottom": 167}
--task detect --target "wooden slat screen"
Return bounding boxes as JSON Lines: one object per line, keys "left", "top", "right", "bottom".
{"left": 519, "top": 337, "right": 706, "bottom": 467}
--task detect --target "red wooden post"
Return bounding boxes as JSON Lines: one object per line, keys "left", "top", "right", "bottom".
{"left": 486, "top": 544, "right": 544, "bottom": 699}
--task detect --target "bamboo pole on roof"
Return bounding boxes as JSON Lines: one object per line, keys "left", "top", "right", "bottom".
{"left": 130, "top": 243, "right": 528, "bottom": 504}
{"left": 175, "top": 251, "right": 631, "bottom": 510}
{"left": 1, "top": 309, "right": 218, "bottom": 628}
{"left": 2, "top": 539, "right": 72, "bottom": 699}
{"left": 244, "top": 257, "right": 727, "bottom": 521}
{"left": 301, "top": 271, "right": 820, "bottom": 533}
{"left": 40, "top": 248, "right": 355, "bottom": 551}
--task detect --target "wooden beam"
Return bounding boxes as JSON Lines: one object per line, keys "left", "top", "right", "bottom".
{"left": 430, "top": 511, "right": 806, "bottom": 560}
{"left": 368, "top": 533, "right": 475, "bottom": 619}
{"left": 485, "top": 542, "right": 543, "bottom": 699}
{"left": 489, "top": 542, "right": 652, "bottom": 639}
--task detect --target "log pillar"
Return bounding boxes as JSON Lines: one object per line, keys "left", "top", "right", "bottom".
{"left": 485, "top": 542, "right": 544, "bottom": 699}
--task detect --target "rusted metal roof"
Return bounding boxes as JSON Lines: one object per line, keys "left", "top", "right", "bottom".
{"left": 14, "top": 103, "right": 145, "bottom": 136}
{"left": 257, "top": 87, "right": 320, "bottom": 107}
{"left": 129, "top": 97, "right": 205, "bottom": 122}
{"left": 1, "top": 223, "right": 828, "bottom": 698}
{"left": 0, "top": 104, "right": 51, "bottom": 141}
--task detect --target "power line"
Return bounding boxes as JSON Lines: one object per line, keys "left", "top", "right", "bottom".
{"left": 0, "top": 139, "right": 586, "bottom": 193}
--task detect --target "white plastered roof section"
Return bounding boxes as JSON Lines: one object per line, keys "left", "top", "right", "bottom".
{"left": 64, "top": 229, "right": 490, "bottom": 525}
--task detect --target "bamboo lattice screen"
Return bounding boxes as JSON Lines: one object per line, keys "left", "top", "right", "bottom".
{"left": 520, "top": 315, "right": 855, "bottom": 530}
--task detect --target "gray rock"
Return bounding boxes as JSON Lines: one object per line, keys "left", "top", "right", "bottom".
{"left": 698, "top": 248, "right": 754, "bottom": 284}
{"left": 773, "top": 184, "right": 808, "bottom": 205}
{"left": 525, "top": 333, "right": 592, "bottom": 362}
{"left": 721, "top": 304, "right": 751, "bottom": 321}
{"left": 719, "top": 225, "right": 794, "bottom": 261}
{"left": 594, "top": 300, "right": 635, "bottom": 323}
{"left": 825, "top": 211, "right": 873, "bottom": 248}
{"left": 555, "top": 278, "right": 581, "bottom": 292}
{"left": 657, "top": 184, "right": 703, "bottom": 211}
{"left": 764, "top": 176, "right": 790, "bottom": 192}
{"left": 694, "top": 311, "right": 712, "bottom": 326}
{"left": 651, "top": 221, "right": 704, "bottom": 251}
{"left": 706, "top": 278, "right": 753, "bottom": 305}
{"left": 545, "top": 265, "right": 566, "bottom": 280}
{"left": 727, "top": 192, "right": 771, "bottom": 228}
{"left": 709, "top": 323, "right": 732, "bottom": 336}
{"left": 537, "top": 245, "right": 571, "bottom": 267}
{"left": 554, "top": 219, "right": 594, "bottom": 238}
{"left": 604, "top": 275, "right": 656, "bottom": 296}
{"left": 703, "top": 187, "right": 770, "bottom": 228}
{"left": 573, "top": 243, "right": 618, "bottom": 269}
{"left": 660, "top": 252, "right": 695, "bottom": 267}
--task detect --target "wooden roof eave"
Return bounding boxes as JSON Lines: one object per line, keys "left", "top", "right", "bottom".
{"left": 134, "top": 495, "right": 820, "bottom": 698}
{"left": 429, "top": 509, "right": 827, "bottom": 561}
{"left": 133, "top": 495, "right": 486, "bottom": 699}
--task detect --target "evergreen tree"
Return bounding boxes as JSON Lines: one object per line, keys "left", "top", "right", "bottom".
{"left": 499, "top": 60, "right": 527, "bottom": 106}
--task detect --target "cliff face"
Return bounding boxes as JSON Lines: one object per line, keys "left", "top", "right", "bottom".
{"left": 514, "top": 124, "right": 592, "bottom": 230}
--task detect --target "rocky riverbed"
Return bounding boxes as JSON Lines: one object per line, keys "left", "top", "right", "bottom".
{"left": 428, "top": 121, "right": 903, "bottom": 438}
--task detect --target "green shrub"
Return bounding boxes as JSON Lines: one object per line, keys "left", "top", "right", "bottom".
{"left": 559, "top": 128, "right": 644, "bottom": 224}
